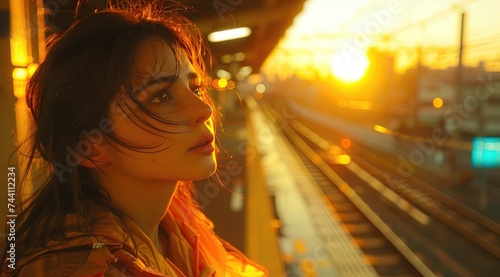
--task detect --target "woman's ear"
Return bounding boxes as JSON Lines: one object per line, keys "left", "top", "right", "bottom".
{"left": 80, "top": 147, "right": 108, "bottom": 169}
{"left": 78, "top": 131, "right": 111, "bottom": 168}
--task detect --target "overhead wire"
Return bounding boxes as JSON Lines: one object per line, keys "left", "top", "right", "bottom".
{"left": 380, "top": 0, "right": 478, "bottom": 38}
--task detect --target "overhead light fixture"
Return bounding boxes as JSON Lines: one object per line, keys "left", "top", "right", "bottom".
{"left": 216, "top": 69, "right": 231, "bottom": 79}
{"left": 208, "top": 27, "right": 252, "bottom": 43}
{"left": 233, "top": 52, "right": 246, "bottom": 62}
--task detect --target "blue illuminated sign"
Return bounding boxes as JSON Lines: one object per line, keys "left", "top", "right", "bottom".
{"left": 471, "top": 137, "right": 500, "bottom": 168}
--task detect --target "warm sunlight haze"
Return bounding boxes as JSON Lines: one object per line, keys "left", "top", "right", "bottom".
{"left": 331, "top": 51, "right": 369, "bottom": 83}
{"left": 262, "top": 0, "right": 500, "bottom": 84}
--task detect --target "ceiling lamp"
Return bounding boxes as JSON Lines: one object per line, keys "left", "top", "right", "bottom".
{"left": 208, "top": 27, "right": 252, "bottom": 43}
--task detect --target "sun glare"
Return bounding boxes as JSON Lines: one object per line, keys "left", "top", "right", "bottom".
{"left": 331, "top": 52, "right": 369, "bottom": 83}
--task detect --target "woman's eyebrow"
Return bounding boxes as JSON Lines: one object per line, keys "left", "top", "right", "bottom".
{"left": 138, "top": 72, "right": 200, "bottom": 92}
{"left": 139, "top": 75, "right": 177, "bottom": 91}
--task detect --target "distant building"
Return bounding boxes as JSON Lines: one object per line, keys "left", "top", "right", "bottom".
{"left": 412, "top": 66, "right": 500, "bottom": 137}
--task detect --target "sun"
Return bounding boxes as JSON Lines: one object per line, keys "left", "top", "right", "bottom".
{"left": 331, "top": 51, "right": 369, "bottom": 83}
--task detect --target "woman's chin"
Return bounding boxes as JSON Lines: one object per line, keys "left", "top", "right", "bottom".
{"left": 185, "top": 164, "right": 218, "bottom": 182}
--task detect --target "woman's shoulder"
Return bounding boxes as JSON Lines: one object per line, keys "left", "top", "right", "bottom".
{"left": 14, "top": 248, "right": 88, "bottom": 276}
{"left": 14, "top": 247, "right": 134, "bottom": 277}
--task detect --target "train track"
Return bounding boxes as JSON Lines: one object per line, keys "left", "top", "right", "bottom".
{"left": 259, "top": 101, "right": 500, "bottom": 276}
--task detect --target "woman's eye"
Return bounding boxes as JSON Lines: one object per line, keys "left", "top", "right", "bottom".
{"left": 150, "top": 90, "right": 171, "bottom": 103}
{"left": 191, "top": 85, "right": 202, "bottom": 97}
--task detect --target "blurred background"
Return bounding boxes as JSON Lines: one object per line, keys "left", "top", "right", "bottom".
{"left": 1, "top": 0, "right": 499, "bottom": 276}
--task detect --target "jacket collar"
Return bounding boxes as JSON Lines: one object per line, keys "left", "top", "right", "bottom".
{"left": 17, "top": 207, "right": 188, "bottom": 276}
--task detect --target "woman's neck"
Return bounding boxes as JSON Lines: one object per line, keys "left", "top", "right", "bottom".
{"left": 99, "top": 174, "right": 178, "bottom": 256}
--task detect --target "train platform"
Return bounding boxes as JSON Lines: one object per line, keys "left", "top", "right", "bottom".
{"left": 198, "top": 96, "right": 378, "bottom": 277}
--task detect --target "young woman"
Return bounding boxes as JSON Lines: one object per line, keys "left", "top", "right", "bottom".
{"left": 1, "top": 2, "right": 267, "bottom": 276}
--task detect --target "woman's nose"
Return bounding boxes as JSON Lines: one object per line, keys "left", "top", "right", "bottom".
{"left": 188, "top": 98, "right": 213, "bottom": 126}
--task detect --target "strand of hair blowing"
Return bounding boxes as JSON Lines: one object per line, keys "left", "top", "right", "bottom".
{"left": 9, "top": 13, "right": 135, "bottom": 264}
{"left": 2, "top": 3, "right": 214, "bottom": 274}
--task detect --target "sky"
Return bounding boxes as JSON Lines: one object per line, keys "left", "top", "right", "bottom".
{"left": 261, "top": 0, "right": 500, "bottom": 80}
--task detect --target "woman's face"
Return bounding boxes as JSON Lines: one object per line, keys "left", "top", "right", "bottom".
{"left": 102, "top": 38, "right": 216, "bottom": 184}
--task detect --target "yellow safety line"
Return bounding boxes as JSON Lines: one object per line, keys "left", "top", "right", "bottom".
{"left": 245, "top": 98, "right": 286, "bottom": 277}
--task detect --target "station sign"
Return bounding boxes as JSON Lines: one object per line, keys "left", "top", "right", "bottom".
{"left": 471, "top": 137, "right": 500, "bottom": 168}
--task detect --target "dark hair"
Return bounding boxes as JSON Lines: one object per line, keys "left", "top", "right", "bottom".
{"left": 2, "top": 2, "right": 214, "bottom": 272}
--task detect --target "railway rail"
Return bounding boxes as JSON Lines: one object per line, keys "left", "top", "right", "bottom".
{"left": 259, "top": 100, "right": 500, "bottom": 276}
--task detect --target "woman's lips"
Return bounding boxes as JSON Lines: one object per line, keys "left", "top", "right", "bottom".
{"left": 189, "top": 133, "right": 215, "bottom": 154}
{"left": 189, "top": 142, "right": 215, "bottom": 154}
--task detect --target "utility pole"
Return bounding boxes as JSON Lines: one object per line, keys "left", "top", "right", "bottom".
{"left": 448, "top": 11, "right": 466, "bottom": 187}
{"left": 412, "top": 46, "right": 422, "bottom": 130}
{"left": 454, "top": 12, "right": 465, "bottom": 138}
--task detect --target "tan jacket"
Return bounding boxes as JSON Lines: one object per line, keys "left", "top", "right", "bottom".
{"left": 2, "top": 201, "right": 267, "bottom": 276}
